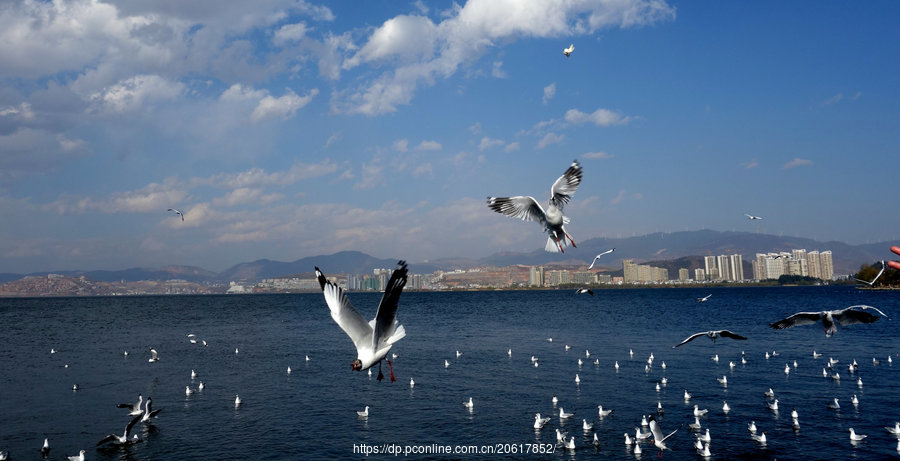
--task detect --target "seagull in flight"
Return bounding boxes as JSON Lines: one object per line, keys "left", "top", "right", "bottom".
{"left": 148, "top": 348, "right": 159, "bottom": 362}
{"left": 674, "top": 330, "right": 747, "bottom": 348}
{"left": 487, "top": 160, "right": 583, "bottom": 253}
{"left": 588, "top": 248, "right": 615, "bottom": 269}
{"left": 167, "top": 208, "right": 184, "bottom": 221}
{"left": 576, "top": 288, "right": 594, "bottom": 296}
{"left": 648, "top": 415, "right": 680, "bottom": 452}
{"left": 770, "top": 305, "right": 889, "bottom": 336}
{"left": 563, "top": 43, "right": 574, "bottom": 57}
{"left": 696, "top": 294, "right": 712, "bottom": 303}
{"left": 315, "top": 261, "right": 408, "bottom": 382}
{"left": 745, "top": 213, "right": 763, "bottom": 220}
{"left": 116, "top": 393, "right": 143, "bottom": 416}
{"left": 854, "top": 261, "right": 886, "bottom": 287}
{"left": 140, "top": 397, "right": 162, "bottom": 423}
{"left": 97, "top": 414, "right": 142, "bottom": 446}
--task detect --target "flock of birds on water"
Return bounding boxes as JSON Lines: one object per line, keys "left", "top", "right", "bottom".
{"left": 5, "top": 68, "right": 899, "bottom": 458}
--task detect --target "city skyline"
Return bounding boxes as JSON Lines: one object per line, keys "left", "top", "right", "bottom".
{"left": 2, "top": 1, "right": 899, "bottom": 274}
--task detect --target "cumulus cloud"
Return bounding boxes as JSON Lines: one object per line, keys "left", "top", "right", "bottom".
{"left": 273, "top": 22, "right": 309, "bottom": 46}
{"left": 415, "top": 140, "right": 442, "bottom": 151}
{"left": 782, "top": 158, "right": 813, "bottom": 170}
{"left": 250, "top": 88, "right": 319, "bottom": 123}
{"left": 543, "top": 83, "right": 556, "bottom": 104}
{"left": 478, "top": 137, "right": 505, "bottom": 151}
{"left": 536, "top": 132, "right": 564, "bottom": 149}
{"left": 610, "top": 189, "right": 626, "bottom": 205}
{"left": 564, "top": 107, "right": 632, "bottom": 126}
{"left": 583, "top": 151, "right": 613, "bottom": 159}
{"left": 89, "top": 75, "right": 184, "bottom": 113}
{"left": 740, "top": 158, "right": 759, "bottom": 169}
{"left": 392, "top": 139, "right": 410, "bottom": 152}
{"left": 504, "top": 142, "right": 520, "bottom": 152}
{"left": 45, "top": 179, "right": 189, "bottom": 215}
{"left": 201, "top": 160, "right": 338, "bottom": 189}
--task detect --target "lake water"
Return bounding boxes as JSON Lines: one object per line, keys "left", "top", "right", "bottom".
{"left": 1, "top": 286, "right": 898, "bottom": 460}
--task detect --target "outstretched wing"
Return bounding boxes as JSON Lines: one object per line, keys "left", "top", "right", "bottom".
{"left": 97, "top": 434, "right": 117, "bottom": 446}
{"left": 373, "top": 261, "right": 408, "bottom": 348}
{"left": 769, "top": 312, "right": 822, "bottom": 329}
{"left": 549, "top": 160, "right": 582, "bottom": 209}
{"left": 487, "top": 196, "right": 546, "bottom": 222}
{"left": 718, "top": 330, "right": 748, "bottom": 340}
{"left": 834, "top": 305, "right": 887, "bottom": 326}
{"left": 673, "top": 332, "right": 706, "bottom": 348}
{"left": 316, "top": 266, "right": 372, "bottom": 351}
{"left": 125, "top": 414, "right": 142, "bottom": 437}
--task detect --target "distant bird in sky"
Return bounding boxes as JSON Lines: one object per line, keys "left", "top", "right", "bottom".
{"left": 770, "top": 305, "right": 889, "bottom": 336}
{"left": 854, "top": 261, "right": 885, "bottom": 287}
{"left": 167, "top": 208, "right": 184, "bottom": 221}
{"left": 696, "top": 294, "right": 712, "bottom": 303}
{"left": 315, "top": 261, "right": 407, "bottom": 382}
{"left": 745, "top": 213, "right": 763, "bottom": 220}
{"left": 673, "top": 330, "right": 747, "bottom": 348}
{"left": 487, "top": 160, "right": 583, "bottom": 253}
{"left": 563, "top": 43, "right": 574, "bottom": 57}
{"left": 588, "top": 248, "right": 615, "bottom": 269}
{"left": 576, "top": 288, "right": 594, "bottom": 296}
{"left": 97, "top": 414, "right": 142, "bottom": 446}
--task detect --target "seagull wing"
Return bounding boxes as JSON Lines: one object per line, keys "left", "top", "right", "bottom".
{"left": 673, "top": 332, "right": 706, "bottom": 348}
{"left": 833, "top": 305, "right": 886, "bottom": 326}
{"left": 487, "top": 196, "right": 546, "bottom": 222}
{"left": 769, "top": 312, "right": 822, "bottom": 329}
{"left": 316, "top": 266, "right": 372, "bottom": 351}
{"left": 718, "top": 330, "right": 748, "bottom": 340}
{"left": 588, "top": 248, "right": 615, "bottom": 269}
{"left": 125, "top": 414, "right": 142, "bottom": 437}
{"left": 372, "top": 261, "right": 408, "bottom": 348}
{"left": 648, "top": 416, "right": 680, "bottom": 442}
{"left": 549, "top": 160, "right": 583, "bottom": 209}
{"left": 96, "top": 435, "right": 118, "bottom": 446}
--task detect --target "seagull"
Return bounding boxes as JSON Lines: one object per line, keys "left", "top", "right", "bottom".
{"left": 624, "top": 433, "right": 633, "bottom": 445}
{"left": 697, "top": 440, "right": 712, "bottom": 457}
{"left": 456, "top": 350, "right": 462, "bottom": 358}
{"left": 674, "top": 329, "right": 747, "bottom": 347}
{"left": 745, "top": 214, "right": 763, "bottom": 220}
{"left": 851, "top": 394, "right": 859, "bottom": 405}
{"left": 813, "top": 350, "right": 822, "bottom": 358}
{"left": 884, "top": 422, "right": 900, "bottom": 435}
{"left": 559, "top": 407, "right": 574, "bottom": 420}
{"left": 576, "top": 288, "right": 594, "bottom": 296}
{"left": 583, "top": 419, "right": 593, "bottom": 431}
{"left": 191, "top": 369, "right": 197, "bottom": 379}
{"left": 767, "top": 399, "right": 779, "bottom": 411}
{"left": 556, "top": 429, "right": 568, "bottom": 444}
{"left": 409, "top": 378, "right": 415, "bottom": 388}
{"left": 748, "top": 421, "right": 757, "bottom": 434}
{"left": 593, "top": 433, "right": 601, "bottom": 448}
{"left": 849, "top": 428, "right": 867, "bottom": 441}
{"left": 185, "top": 386, "right": 192, "bottom": 396}
{"left": 635, "top": 427, "right": 651, "bottom": 441}
{"left": 564, "top": 436, "right": 576, "bottom": 450}
{"left": 487, "top": 159, "right": 583, "bottom": 253}
{"left": 688, "top": 416, "right": 702, "bottom": 430}
{"left": 722, "top": 401, "right": 731, "bottom": 413}
{"left": 751, "top": 431, "right": 767, "bottom": 444}
{"left": 187, "top": 333, "right": 197, "bottom": 344}
{"left": 41, "top": 437, "right": 50, "bottom": 457}
{"left": 444, "top": 359, "right": 451, "bottom": 368}
{"left": 647, "top": 415, "right": 679, "bottom": 451}
{"left": 764, "top": 388, "right": 775, "bottom": 398}
{"left": 140, "top": 397, "right": 162, "bottom": 423}
{"left": 696, "top": 294, "right": 712, "bottom": 303}
{"left": 769, "top": 305, "right": 889, "bottom": 336}
{"left": 588, "top": 248, "right": 616, "bottom": 269}
{"left": 463, "top": 397, "right": 474, "bottom": 410}
{"left": 148, "top": 348, "right": 159, "bottom": 362}
{"left": 791, "top": 408, "right": 799, "bottom": 419}
{"left": 234, "top": 394, "right": 241, "bottom": 407}
{"left": 67, "top": 449, "right": 86, "bottom": 461}
{"left": 574, "top": 373, "right": 581, "bottom": 384}
{"left": 534, "top": 413, "right": 551, "bottom": 429}
{"left": 97, "top": 414, "right": 142, "bottom": 446}
{"left": 598, "top": 405, "right": 613, "bottom": 417}
{"left": 563, "top": 43, "right": 574, "bottom": 57}
{"left": 167, "top": 208, "right": 185, "bottom": 221}
{"left": 634, "top": 442, "right": 642, "bottom": 455}
{"left": 198, "top": 382, "right": 204, "bottom": 391}
{"left": 828, "top": 398, "right": 840, "bottom": 409}
{"left": 684, "top": 389, "right": 692, "bottom": 401}
{"left": 357, "top": 406, "right": 369, "bottom": 417}
{"left": 116, "top": 393, "right": 143, "bottom": 416}
{"left": 855, "top": 261, "right": 886, "bottom": 286}
{"left": 316, "top": 261, "right": 408, "bottom": 382}
{"left": 693, "top": 405, "right": 708, "bottom": 417}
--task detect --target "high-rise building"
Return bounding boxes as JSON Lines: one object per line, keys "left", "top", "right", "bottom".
{"left": 819, "top": 251, "right": 834, "bottom": 280}
{"left": 729, "top": 254, "right": 744, "bottom": 281}
{"left": 529, "top": 266, "right": 544, "bottom": 287}
{"left": 679, "top": 268, "right": 690, "bottom": 281}
{"left": 704, "top": 256, "right": 717, "bottom": 280}
{"left": 623, "top": 259, "right": 637, "bottom": 283}
{"left": 695, "top": 268, "right": 706, "bottom": 281}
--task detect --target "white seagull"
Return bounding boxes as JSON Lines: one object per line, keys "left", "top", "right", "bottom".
{"left": 463, "top": 397, "right": 474, "bottom": 410}
{"left": 647, "top": 415, "right": 679, "bottom": 451}
{"left": 722, "top": 401, "right": 730, "bottom": 413}
{"left": 559, "top": 407, "right": 574, "bottom": 419}
{"left": 316, "top": 261, "right": 408, "bottom": 382}
{"left": 41, "top": 437, "right": 50, "bottom": 457}
{"left": 598, "top": 405, "right": 613, "bottom": 417}
{"left": 849, "top": 428, "right": 867, "bottom": 441}
{"left": 67, "top": 449, "right": 86, "bottom": 461}
{"left": 357, "top": 406, "right": 369, "bottom": 417}
{"left": 563, "top": 43, "right": 574, "bottom": 57}
{"left": 487, "top": 159, "right": 583, "bottom": 253}
{"left": 140, "top": 397, "right": 162, "bottom": 423}
{"left": 674, "top": 329, "right": 747, "bottom": 347}
{"left": 745, "top": 214, "right": 763, "bottom": 220}
{"left": 148, "top": 348, "right": 159, "bottom": 363}
{"left": 696, "top": 294, "right": 712, "bottom": 303}
{"left": 167, "top": 208, "right": 185, "bottom": 221}
{"left": 693, "top": 405, "right": 708, "bottom": 417}
{"left": 583, "top": 419, "right": 593, "bottom": 431}
{"left": 588, "top": 248, "right": 615, "bottom": 269}
{"left": 234, "top": 394, "right": 241, "bottom": 407}
{"left": 534, "top": 413, "right": 551, "bottom": 429}
{"left": 97, "top": 414, "right": 142, "bottom": 446}
{"left": 116, "top": 393, "right": 143, "bottom": 416}
{"left": 855, "top": 261, "right": 886, "bottom": 286}
{"left": 576, "top": 288, "right": 594, "bottom": 296}
{"left": 770, "top": 305, "right": 889, "bottom": 336}
{"left": 884, "top": 422, "right": 900, "bottom": 435}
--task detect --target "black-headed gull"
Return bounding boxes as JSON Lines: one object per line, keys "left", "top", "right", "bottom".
{"left": 770, "top": 305, "right": 889, "bottom": 336}
{"left": 745, "top": 213, "right": 763, "bottom": 220}
{"left": 140, "top": 397, "right": 162, "bottom": 423}
{"left": 97, "top": 414, "right": 142, "bottom": 446}
{"left": 563, "top": 43, "right": 574, "bottom": 57}
{"left": 487, "top": 160, "right": 583, "bottom": 253}
{"left": 116, "top": 393, "right": 143, "bottom": 416}
{"left": 167, "top": 208, "right": 185, "bottom": 221}
{"left": 849, "top": 428, "right": 867, "bottom": 441}
{"left": 673, "top": 329, "right": 747, "bottom": 347}
{"left": 855, "top": 261, "right": 886, "bottom": 286}
{"left": 357, "top": 406, "right": 369, "bottom": 417}
{"left": 588, "top": 248, "right": 615, "bottom": 269}
{"left": 534, "top": 413, "right": 551, "bottom": 429}
{"left": 884, "top": 422, "right": 900, "bottom": 435}
{"left": 647, "top": 415, "right": 679, "bottom": 451}
{"left": 559, "top": 407, "right": 574, "bottom": 419}
{"left": 463, "top": 397, "right": 474, "bottom": 410}
{"left": 316, "top": 261, "right": 408, "bottom": 382}
{"left": 41, "top": 437, "right": 50, "bottom": 457}
{"left": 67, "top": 450, "right": 86, "bottom": 461}
{"left": 576, "top": 288, "right": 594, "bottom": 296}
{"left": 696, "top": 294, "right": 712, "bottom": 303}
{"left": 148, "top": 348, "right": 159, "bottom": 362}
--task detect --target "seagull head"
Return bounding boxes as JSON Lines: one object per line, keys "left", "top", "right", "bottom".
{"left": 351, "top": 359, "right": 362, "bottom": 371}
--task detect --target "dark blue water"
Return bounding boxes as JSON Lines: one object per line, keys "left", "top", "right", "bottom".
{"left": 1, "top": 286, "right": 898, "bottom": 460}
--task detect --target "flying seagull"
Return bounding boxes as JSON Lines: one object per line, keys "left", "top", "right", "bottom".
{"left": 648, "top": 415, "right": 680, "bottom": 451}
{"left": 487, "top": 159, "right": 583, "bottom": 253}
{"left": 770, "top": 305, "right": 889, "bottom": 336}
{"left": 116, "top": 393, "right": 143, "bottom": 416}
{"left": 696, "top": 294, "right": 712, "bottom": 303}
{"left": 315, "top": 261, "right": 408, "bottom": 382}
{"left": 97, "top": 414, "right": 142, "bottom": 446}
{"left": 148, "top": 348, "right": 159, "bottom": 362}
{"left": 854, "top": 261, "right": 886, "bottom": 287}
{"left": 167, "top": 208, "right": 184, "bottom": 221}
{"left": 673, "top": 330, "right": 748, "bottom": 348}
{"left": 576, "top": 288, "right": 594, "bottom": 296}
{"left": 140, "top": 397, "right": 162, "bottom": 423}
{"left": 563, "top": 43, "right": 574, "bottom": 57}
{"left": 588, "top": 248, "right": 616, "bottom": 269}
{"left": 745, "top": 214, "right": 763, "bottom": 220}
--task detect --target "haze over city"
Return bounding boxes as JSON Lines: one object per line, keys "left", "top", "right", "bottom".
{"left": 1, "top": 0, "right": 898, "bottom": 274}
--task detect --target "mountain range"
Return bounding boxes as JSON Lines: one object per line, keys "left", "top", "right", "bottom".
{"left": 1, "top": 230, "right": 892, "bottom": 284}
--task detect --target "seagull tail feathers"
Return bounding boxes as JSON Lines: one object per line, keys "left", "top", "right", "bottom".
{"left": 545, "top": 237, "right": 563, "bottom": 253}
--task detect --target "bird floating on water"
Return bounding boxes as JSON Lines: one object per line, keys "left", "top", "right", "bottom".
{"left": 316, "top": 261, "right": 407, "bottom": 382}
{"left": 487, "top": 160, "right": 582, "bottom": 253}
{"left": 357, "top": 406, "right": 369, "bottom": 417}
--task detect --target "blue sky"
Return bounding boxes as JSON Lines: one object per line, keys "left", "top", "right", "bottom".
{"left": 1, "top": 0, "right": 898, "bottom": 273}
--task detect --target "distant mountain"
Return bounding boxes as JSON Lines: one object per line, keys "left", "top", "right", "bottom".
{"left": 8, "top": 265, "right": 218, "bottom": 284}
{"left": 217, "top": 251, "right": 405, "bottom": 281}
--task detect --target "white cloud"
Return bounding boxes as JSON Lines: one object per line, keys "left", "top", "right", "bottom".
{"left": 564, "top": 107, "right": 632, "bottom": 126}
{"left": 782, "top": 158, "right": 813, "bottom": 170}
{"left": 583, "top": 151, "right": 613, "bottom": 159}
{"left": 89, "top": 74, "right": 184, "bottom": 113}
{"left": 478, "top": 137, "right": 505, "bottom": 151}
{"left": 536, "top": 132, "right": 564, "bottom": 149}
{"left": 740, "top": 158, "right": 759, "bottom": 169}
{"left": 393, "top": 139, "right": 410, "bottom": 152}
{"left": 821, "top": 93, "right": 843, "bottom": 106}
{"left": 610, "top": 189, "right": 626, "bottom": 205}
{"left": 201, "top": 160, "right": 338, "bottom": 189}
{"left": 0, "top": 102, "right": 36, "bottom": 121}
{"left": 504, "top": 142, "right": 520, "bottom": 152}
{"left": 415, "top": 140, "right": 442, "bottom": 151}
{"left": 543, "top": 83, "right": 556, "bottom": 104}
{"left": 273, "top": 22, "right": 309, "bottom": 46}
{"left": 250, "top": 88, "right": 319, "bottom": 123}
{"left": 45, "top": 178, "right": 189, "bottom": 215}
{"left": 491, "top": 60, "right": 507, "bottom": 78}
